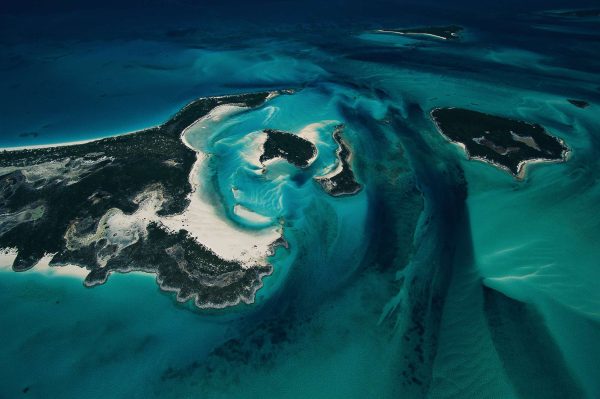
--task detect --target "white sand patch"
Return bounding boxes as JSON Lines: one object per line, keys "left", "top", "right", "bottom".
{"left": 316, "top": 158, "right": 344, "bottom": 180}
{"left": 298, "top": 120, "right": 341, "bottom": 167}
{"left": 265, "top": 92, "right": 280, "bottom": 101}
{"left": 298, "top": 121, "right": 336, "bottom": 145}
{"left": 260, "top": 157, "right": 302, "bottom": 179}
{"left": 510, "top": 131, "right": 542, "bottom": 151}
{"left": 262, "top": 105, "right": 279, "bottom": 124}
{"left": 162, "top": 152, "right": 281, "bottom": 267}
{"left": 32, "top": 254, "right": 90, "bottom": 278}
{"left": 240, "top": 131, "right": 268, "bottom": 169}
{"left": 0, "top": 248, "right": 83, "bottom": 278}
{"left": 233, "top": 204, "right": 272, "bottom": 224}
{"left": 0, "top": 248, "right": 152, "bottom": 279}
{"left": 313, "top": 124, "right": 348, "bottom": 180}
{"left": 65, "top": 187, "right": 165, "bottom": 267}
{"left": 0, "top": 248, "right": 18, "bottom": 270}
{"left": 181, "top": 104, "right": 248, "bottom": 150}
{"left": 165, "top": 105, "right": 282, "bottom": 267}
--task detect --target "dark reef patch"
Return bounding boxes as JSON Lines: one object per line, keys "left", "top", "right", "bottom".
{"left": 160, "top": 314, "right": 303, "bottom": 385}
{"left": 431, "top": 107, "right": 569, "bottom": 178}
{"left": 18, "top": 132, "right": 39, "bottom": 138}
{"left": 568, "top": 99, "right": 590, "bottom": 109}
{"left": 315, "top": 124, "right": 362, "bottom": 196}
{"left": 484, "top": 287, "right": 584, "bottom": 398}
{"left": 0, "top": 91, "right": 281, "bottom": 309}
{"left": 165, "top": 28, "right": 197, "bottom": 38}
{"left": 259, "top": 129, "right": 316, "bottom": 168}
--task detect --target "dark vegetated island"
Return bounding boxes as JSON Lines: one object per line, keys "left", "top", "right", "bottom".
{"left": 431, "top": 108, "right": 569, "bottom": 178}
{"left": 375, "top": 25, "right": 463, "bottom": 41}
{"left": 259, "top": 129, "right": 317, "bottom": 168}
{"left": 315, "top": 125, "right": 362, "bottom": 196}
{"left": 259, "top": 126, "right": 362, "bottom": 196}
{"left": 567, "top": 99, "right": 590, "bottom": 109}
{"left": 0, "top": 91, "right": 283, "bottom": 309}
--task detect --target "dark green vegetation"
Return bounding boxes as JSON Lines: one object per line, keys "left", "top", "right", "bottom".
{"left": 0, "top": 91, "right": 278, "bottom": 308}
{"left": 259, "top": 129, "right": 317, "bottom": 168}
{"left": 315, "top": 125, "right": 362, "bottom": 196}
{"left": 82, "top": 223, "right": 272, "bottom": 308}
{"left": 568, "top": 99, "right": 590, "bottom": 109}
{"left": 431, "top": 108, "right": 568, "bottom": 177}
{"left": 377, "top": 25, "right": 463, "bottom": 40}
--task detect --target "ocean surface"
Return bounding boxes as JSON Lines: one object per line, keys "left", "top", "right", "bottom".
{"left": 1, "top": 0, "right": 599, "bottom": 398}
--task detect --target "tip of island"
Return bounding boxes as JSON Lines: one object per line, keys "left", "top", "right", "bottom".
{"left": 567, "top": 99, "right": 590, "bottom": 109}
{"left": 375, "top": 25, "right": 463, "bottom": 41}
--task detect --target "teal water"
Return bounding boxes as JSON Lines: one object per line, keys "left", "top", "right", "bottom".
{"left": 2, "top": 1, "right": 600, "bottom": 398}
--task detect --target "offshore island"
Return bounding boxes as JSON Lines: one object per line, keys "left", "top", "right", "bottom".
{"left": 315, "top": 125, "right": 362, "bottom": 196}
{"left": 375, "top": 25, "right": 463, "bottom": 41}
{"left": 259, "top": 125, "right": 362, "bottom": 196}
{"left": 259, "top": 129, "right": 317, "bottom": 168}
{"left": 430, "top": 107, "right": 569, "bottom": 178}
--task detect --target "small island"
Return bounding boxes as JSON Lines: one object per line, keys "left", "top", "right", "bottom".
{"left": 259, "top": 129, "right": 317, "bottom": 168}
{"left": 315, "top": 125, "right": 362, "bottom": 196}
{"left": 430, "top": 108, "right": 569, "bottom": 178}
{"left": 567, "top": 99, "right": 590, "bottom": 109}
{"left": 544, "top": 9, "right": 600, "bottom": 18}
{"left": 375, "top": 25, "right": 463, "bottom": 41}
{"left": 0, "top": 91, "right": 284, "bottom": 309}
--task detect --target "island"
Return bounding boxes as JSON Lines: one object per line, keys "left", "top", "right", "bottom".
{"left": 544, "top": 9, "right": 600, "bottom": 18}
{"left": 430, "top": 108, "right": 569, "bottom": 178}
{"left": 315, "top": 125, "right": 362, "bottom": 196}
{"left": 259, "top": 129, "right": 317, "bottom": 168}
{"left": 0, "top": 91, "right": 285, "bottom": 309}
{"left": 375, "top": 25, "right": 463, "bottom": 41}
{"left": 568, "top": 99, "right": 590, "bottom": 109}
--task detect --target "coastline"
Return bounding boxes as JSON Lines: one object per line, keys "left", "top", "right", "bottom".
{"left": 314, "top": 125, "right": 362, "bottom": 196}
{"left": 0, "top": 93, "right": 283, "bottom": 153}
{"left": 0, "top": 90, "right": 287, "bottom": 309}
{"left": 0, "top": 248, "right": 157, "bottom": 280}
{"left": 0, "top": 139, "right": 101, "bottom": 152}
{"left": 175, "top": 102, "right": 283, "bottom": 266}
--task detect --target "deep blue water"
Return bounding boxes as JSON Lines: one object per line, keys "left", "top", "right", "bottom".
{"left": 1, "top": 1, "right": 600, "bottom": 398}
